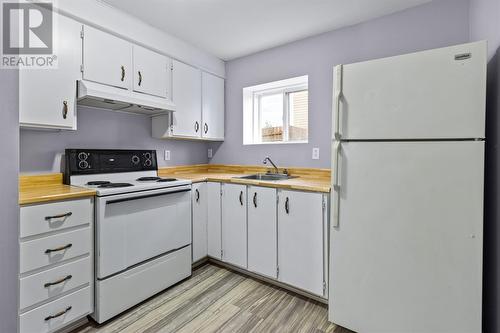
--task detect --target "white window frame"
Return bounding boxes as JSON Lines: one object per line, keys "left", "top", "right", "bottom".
{"left": 243, "top": 75, "right": 308, "bottom": 145}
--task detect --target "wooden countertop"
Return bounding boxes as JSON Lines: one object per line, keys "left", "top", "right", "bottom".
{"left": 158, "top": 164, "right": 331, "bottom": 193}
{"left": 19, "top": 174, "right": 96, "bottom": 206}
{"left": 19, "top": 165, "right": 330, "bottom": 205}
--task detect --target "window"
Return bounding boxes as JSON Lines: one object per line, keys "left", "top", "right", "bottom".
{"left": 243, "top": 76, "right": 308, "bottom": 145}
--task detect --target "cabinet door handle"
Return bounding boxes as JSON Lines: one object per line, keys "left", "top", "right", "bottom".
{"left": 204, "top": 123, "right": 208, "bottom": 134}
{"left": 138, "top": 71, "right": 142, "bottom": 86}
{"left": 44, "top": 275, "right": 72, "bottom": 288}
{"left": 239, "top": 191, "right": 243, "bottom": 206}
{"left": 62, "top": 101, "right": 68, "bottom": 119}
{"left": 45, "top": 243, "right": 72, "bottom": 254}
{"left": 121, "top": 65, "right": 125, "bottom": 81}
{"left": 195, "top": 189, "right": 200, "bottom": 202}
{"left": 285, "top": 197, "right": 290, "bottom": 214}
{"left": 44, "top": 306, "right": 72, "bottom": 321}
{"left": 253, "top": 192, "right": 257, "bottom": 208}
{"left": 45, "top": 212, "right": 72, "bottom": 221}
{"left": 195, "top": 121, "right": 200, "bottom": 133}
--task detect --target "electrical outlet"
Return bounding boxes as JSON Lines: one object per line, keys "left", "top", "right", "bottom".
{"left": 312, "top": 148, "right": 320, "bottom": 160}
{"left": 164, "top": 150, "right": 171, "bottom": 161}
{"left": 208, "top": 148, "right": 213, "bottom": 159}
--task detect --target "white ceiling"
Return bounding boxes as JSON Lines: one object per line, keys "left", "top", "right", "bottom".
{"left": 101, "top": 0, "right": 431, "bottom": 61}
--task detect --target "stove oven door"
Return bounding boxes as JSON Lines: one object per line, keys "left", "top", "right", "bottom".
{"left": 96, "top": 185, "right": 192, "bottom": 279}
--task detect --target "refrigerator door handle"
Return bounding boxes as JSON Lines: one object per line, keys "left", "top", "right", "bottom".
{"left": 333, "top": 65, "right": 343, "bottom": 140}
{"left": 332, "top": 141, "right": 341, "bottom": 227}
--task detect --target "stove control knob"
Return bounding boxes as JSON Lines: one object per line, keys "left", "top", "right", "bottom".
{"left": 78, "top": 152, "right": 88, "bottom": 160}
{"left": 78, "top": 160, "right": 89, "bottom": 169}
{"left": 144, "top": 159, "right": 152, "bottom": 167}
{"left": 131, "top": 155, "right": 140, "bottom": 165}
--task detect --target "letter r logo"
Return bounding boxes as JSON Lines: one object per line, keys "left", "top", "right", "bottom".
{"left": 2, "top": 2, "right": 53, "bottom": 55}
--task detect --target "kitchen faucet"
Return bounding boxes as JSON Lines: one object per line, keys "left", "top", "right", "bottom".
{"left": 263, "top": 156, "right": 280, "bottom": 174}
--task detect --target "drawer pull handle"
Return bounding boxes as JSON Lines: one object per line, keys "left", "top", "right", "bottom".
{"left": 195, "top": 121, "right": 200, "bottom": 133}
{"left": 45, "top": 212, "right": 72, "bottom": 221}
{"left": 253, "top": 192, "right": 257, "bottom": 208}
{"left": 62, "top": 101, "right": 68, "bottom": 119}
{"left": 44, "top": 306, "right": 72, "bottom": 321}
{"left": 285, "top": 197, "right": 290, "bottom": 214}
{"left": 239, "top": 191, "right": 243, "bottom": 206}
{"left": 121, "top": 65, "right": 125, "bottom": 81}
{"left": 204, "top": 123, "right": 208, "bottom": 134}
{"left": 45, "top": 243, "right": 72, "bottom": 254}
{"left": 195, "top": 189, "right": 200, "bottom": 202}
{"left": 138, "top": 70, "right": 142, "bottom": 86}
{"left": 44, "top": 275, "right": 72, "bottom": 288}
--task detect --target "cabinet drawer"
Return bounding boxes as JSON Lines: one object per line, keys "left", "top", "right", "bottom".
{"left": 20, "top": 257, "right": 91, "bottom": 310}
{"left": 20, "top": 198, "right": 92, "bottom": 238}
{"left": 20, "top": 227, "right": 91, "bottom": 274}
{"left": 20, "top": 286, "right": 91, "bottom": 333}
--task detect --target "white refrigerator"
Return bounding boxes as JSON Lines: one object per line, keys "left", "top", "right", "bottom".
{"left": 329, "top": 41, "right": 486, "bottom": 333}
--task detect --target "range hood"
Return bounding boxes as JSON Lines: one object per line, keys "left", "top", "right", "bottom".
{"left": 77, "top": 80, "right": 175, "bottom": 115}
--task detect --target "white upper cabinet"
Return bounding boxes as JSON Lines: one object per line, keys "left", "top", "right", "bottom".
{"left": 20, "top": 14, "right": 82, "bottom": 130}
{"left": 170, "top": 60, "right": 202, "bottom": 138}
{"left": 192, "top": 182, "right": 208, "bottom": 263}
{"left": 133, "top": 45, "right": 170, "bottom": 99}
{"left": 82, "top": 25, "right": 132, "bottom": 89}
{"left": 248, "top": 186, "right": 277, "bottom": 279}
{"left": 221, "top": 184, "right": 247, "bottom": 269}
{"left": 202, "top": 72, "right": 225, "bottom": 140}
{"left": 278, "top": 190, "right": 325, "bottom": 296}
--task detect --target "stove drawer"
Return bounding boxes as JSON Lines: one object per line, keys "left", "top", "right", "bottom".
{"left": 20, "top": 257, "right": 91, "bottom": 310}
{"left": 20, "top": 227, "right": 91, "bottom": 274}
{"left": 20, "top": 198, "right": 93, "bottom": 238}
{"left": 20, "top": 286, "right": 91, "bottom": 333}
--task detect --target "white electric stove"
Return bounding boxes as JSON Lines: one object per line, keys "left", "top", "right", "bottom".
{"left": 65, "top": 149, "right": 192, "bottom": 323}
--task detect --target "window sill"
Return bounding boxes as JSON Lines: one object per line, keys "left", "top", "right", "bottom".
{"left": 243, "top": 140, "right": 309, "bottom": 146}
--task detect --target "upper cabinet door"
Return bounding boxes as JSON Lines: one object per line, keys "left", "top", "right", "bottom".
{"left": 202, "top": 72, "right": 225, "bottom": 140}
{"left": 133, "top": 45, "right": 169, "bottom": 98}
{"left": 20, "top": 14, "right": 82, "bottom": 130}
{"left": 171, "top": 60, "right": 202, "bottom": 138}
{"left": 337, "top": 41, "right": 486, "bottom": 140}
{"left": 82, "top": 25, "right": 132, "bottom": 89}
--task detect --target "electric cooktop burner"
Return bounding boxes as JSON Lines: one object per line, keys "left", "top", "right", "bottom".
{"left": 98, "top": 183, "right": 134, "bottom": 188}
{"left": 87, "top": 181, "right": 111, "bottom": 186}
{"left": 136, "top": 177, "right": 162, "bottom": 181}
{"left": 157, "top": 178, "right": 178, "bottom": 182}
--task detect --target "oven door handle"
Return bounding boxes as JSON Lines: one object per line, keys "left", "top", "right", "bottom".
{"left": 105, "top": 188, "right": 191, "bottom": 205}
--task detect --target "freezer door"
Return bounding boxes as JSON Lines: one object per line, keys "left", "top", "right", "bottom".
{"left": 334, "top": 41, "right": 486, "bottom": 140}
{"left": 329, "top": 141, "right": 484, "bottom": 333}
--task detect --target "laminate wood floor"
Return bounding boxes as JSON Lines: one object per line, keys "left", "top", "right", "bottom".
{"left": 72, "top": 263, "right": 354, "bottom": 333}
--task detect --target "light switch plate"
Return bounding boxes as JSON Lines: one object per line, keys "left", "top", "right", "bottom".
{"left": 208, "top": 148, "right": 213, "bottom": 159}
{"left": 164, "top": 150, "right": 171, "bottom": 161}
{"left": 312, "top": 148, "right": 320, "bottom": 160}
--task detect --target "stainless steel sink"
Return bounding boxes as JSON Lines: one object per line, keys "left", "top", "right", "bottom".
{"left": 236, "top": 173, "right": 297, "bottom": 181}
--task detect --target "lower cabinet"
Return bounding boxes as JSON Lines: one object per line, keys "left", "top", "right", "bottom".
{"left": 221, "top": 184, "right": 247, "bottom": 269}
{"left": 278, "top": 190, "right": 326, "bottom": 296}
{"left": 248, "top": 186, "right": 277, "bottom": 278}
{"left": 192, "top": 182, "right": 208, "bottom": 262}
{"left": 207, "top": 182, "right": 222, "bottom": 259}
{"left": 190, "top": 182, "right": 328, "bottom": 298}
{"left": 19, "top": 198, "right": 94, "bottom": 333}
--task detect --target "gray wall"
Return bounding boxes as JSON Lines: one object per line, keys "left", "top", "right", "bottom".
{"left": 0, "top": 70, "right": 19, "bottom": 332}
{"left": 209, "top": 0, "right": 471, "bottom": 168}
{"left": 20, "top": 107, "right": 209, "bottom": 173}
{"left": 469, "top": 0, "right": 500, "bottom": 332}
